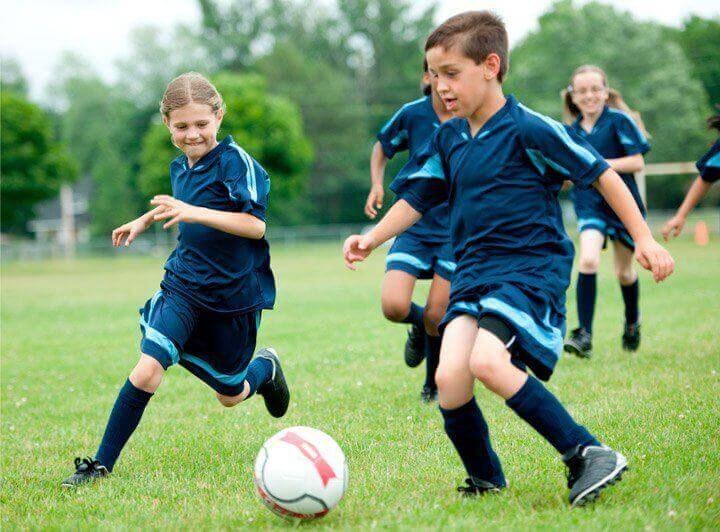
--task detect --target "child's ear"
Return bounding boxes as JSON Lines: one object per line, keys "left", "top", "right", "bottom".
{"left": 162, "top": 115, "right": 171, "bottom": 129}
{"left": 216, "top": 108, "right": 225, "bottom": 123}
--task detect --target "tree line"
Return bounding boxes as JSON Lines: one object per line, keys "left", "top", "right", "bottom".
{"left": 1, "top": 0, "right": 718, "bottom": 236}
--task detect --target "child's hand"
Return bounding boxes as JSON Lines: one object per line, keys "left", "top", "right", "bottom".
{"left": 343, "top": 234, "right": 376, "bottom": 270}
{"left": 112, "top": 218, "right": 150, "bottom": 247}
{"left": 634, "top": 237, "right": 675, "bottom": 282}
{"left": 661, "top": 215, "right": 686, "bottom": 241}
{"left": 151, "top": 195, "right": 200, "bottom": 229}
{"left": 364, "top": 185, "right": 384, "bottom": 219}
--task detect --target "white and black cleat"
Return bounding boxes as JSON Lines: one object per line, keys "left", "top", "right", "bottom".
{"left": 563, "top": 444, "right": 628, "bottom": 507}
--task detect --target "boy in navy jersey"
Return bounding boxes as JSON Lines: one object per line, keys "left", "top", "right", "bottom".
{"left": 663, "top": 109, "right": 720, "bottom": 239}
{"left": 62, "top": 73, "right": 289, "bottom": 487}
{"left": 366, "top": 60, "right": 453, "bottom": 402}
{"left": 344, "top": 12, "right": 674, "bottom": 506}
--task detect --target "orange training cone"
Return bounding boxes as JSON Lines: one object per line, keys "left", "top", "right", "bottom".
{"left": 694, "top": 221, "right": 709, "bottom": 246}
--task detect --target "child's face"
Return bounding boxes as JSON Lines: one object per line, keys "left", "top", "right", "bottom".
{"left": 426, "top": 45, "right": 498, "bottom": 119}
{"left": 164, "top": 103, "right": 223, "bottom": 162}
{"left": 571, "top": 71, "right": 608, "bottom": 117}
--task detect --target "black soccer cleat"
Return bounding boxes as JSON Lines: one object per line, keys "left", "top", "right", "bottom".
{"left": 256, "top": 348, "right": 290, "bottom": 418}
{"left": 622, "top": 322, "right": 641, "bottom": 351}
{"left": 420, "top": 385, "right": 438, "bottom": 404}
{"left": 456, "top": 477, "right": 504, "bottom": 497}
{"left": 404, "top": 324, "right": 426, "bottom": 368}
{"left": 61, "top": 457, "right": 109, "bottom": 487}
{"left": 563, "top": 444, "right": 628, "bottom": 507}
{"left": 564, "top": 327, "right": 593, "bottom": 359}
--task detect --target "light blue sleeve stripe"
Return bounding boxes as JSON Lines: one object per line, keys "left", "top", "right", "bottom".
{"left": 609, "top": 108, "right": 648, "bottom": 145}
{"left": 451, "top": 301, "right": 479, "bottom": 315}
{"left": 406, "top": 153, "right": 445, "bottom": 180}
{"left": 578, "top": 217, "right": 607, "bottom": 232}
{"left": 390, "top": 130, "right": 408, "bottom": 147}
{"left": 480, "top": 297, "right": 563, "bottom": 355}
{"left": 229, "top": 142, "right": 258, "bottom": 202}
{"left": 380, "top": 97, "right": 426, "bottom": 134}
{"left": 526, "top": 148, "right": 570, "bottom": 178}
{"left": 386, "top": 252, "right": 432, "bottom": 271}
{"left": 519, "top": 103, "right": 597, "bottom": 165}
{"left": 180, "top": 353, "right": 248, "bottom": 386}
{"left": 706, "top": 152, "right": 720, "bottom": 168}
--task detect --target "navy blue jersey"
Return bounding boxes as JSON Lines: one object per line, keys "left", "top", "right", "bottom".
{"left": 390, "top": 95, "right": 609, "bottom": 310}
{"left": 568, "top": 106, "right": 649, "bottom": 210}
{"left": 697, "top": 138, "right": 720, "bottom": 183}
{"left": 161, "top": 135, "right": 275, "bottom": 315}
{"left": 377, "top": 96, "right": 449, "bottom": 244}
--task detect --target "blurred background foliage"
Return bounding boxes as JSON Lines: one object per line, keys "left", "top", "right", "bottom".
{"left": 1, "top": 0, "right": 718, "bottom": 236}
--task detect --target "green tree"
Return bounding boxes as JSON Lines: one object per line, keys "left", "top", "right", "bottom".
{"left": 672, "top": 16, "right": 720, "bottom": 107}
{"left": 138, "top": 72, "right": 313, "bottom": 224}
{"left": 505, "top": 0, "right": 710, "bottom": 208}
{"left": 1, "top": 92, "right": 76, "bottom": 233}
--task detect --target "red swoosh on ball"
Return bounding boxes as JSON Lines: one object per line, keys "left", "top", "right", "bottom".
{"left": 280, "top": 431, "right": 337, "bottom": 487}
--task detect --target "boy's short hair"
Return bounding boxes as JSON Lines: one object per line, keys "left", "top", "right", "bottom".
{"left": 425, "top": 11, "right": 509, "bottom": 83}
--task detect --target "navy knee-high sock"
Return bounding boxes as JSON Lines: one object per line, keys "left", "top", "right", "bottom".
{"left": 440, "top": 398, "right": 506, "bottom": 486}
{"left": 620, "top": 279, "right": 639, "bottom": 324}
{"left": 95, "top": 379, "right": 153, "bottom": 472}
{"left": 424, "top": 335, "right": 441, "bottom": 389}
{"left": 244, "top": 356, "right": 274, "bottom": 398}
{"left": 506, "top": 376, "right": 600, "bottom": 454}
{"left": 576, "top": 273, "right": 597, "bottom": 333}
{"left": 401, "top": 302, "right": 424, "bottom": 330}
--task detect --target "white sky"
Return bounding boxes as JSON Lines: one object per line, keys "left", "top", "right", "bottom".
{"left": 2, "top": 0, "right": 718, "bottom": 101}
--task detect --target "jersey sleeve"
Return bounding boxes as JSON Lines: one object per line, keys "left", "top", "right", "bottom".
{"left": 696, "top": 139, "right": 720, "bottom": 183}
{"left": 376, "top": 105, "right": 410, "bottom": 159}
{"left": 518, "top": 109, "right": 609, "bottom": 189}
{"left": 613, "top": 112, "right": 650, "bottom": 156}
{"left": 219, "top": 148, "right": 270, "bottom": 221}
{"left": 389, "top": 128, "right": 449, "bottom": 213}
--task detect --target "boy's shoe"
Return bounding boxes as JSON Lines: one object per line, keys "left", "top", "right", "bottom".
{"left": 564, "top": 328, "right": 593, "bottom": 359}
{"left": 404, "top": 325, "right": 426, "bottom": 368}
{"left": 457, "top": 477, "right": 504, "bottom": 497}
{"left": 622, "top": 322, "right": 641, "bottom": 351}
{"left": 256, "top": 348, "right": 290, "bottom": 418}
{"left": 563, "top": 444, "right": 628, "bottom": 507}
{"left": 420, "top": 385, "right": 438, "bottom": 404}
{"left": 61, "top": 457, "right": 109, "bottom": 487}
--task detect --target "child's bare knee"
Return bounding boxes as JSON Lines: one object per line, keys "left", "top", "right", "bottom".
{"left": 423, "top": 304, "right": 444, "bottom": 335}
{"left": 129, "top": 356, "right": 164, "bottom": 393}
{"left": 216, "top": 393, "right": 243, "bottom": 407}
{"left": 578, "top": 254, "right": 600, "bottom": 273}
{"left": 615, "top": 266, "right": 636, "bottom": 285}
{"left": 381, "top": 298, "right": 410, "bottom": 323}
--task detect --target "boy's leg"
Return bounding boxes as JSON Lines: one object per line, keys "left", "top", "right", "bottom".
{"left": 381, "top": 270, "right": 425, "bottom": 367}
{"left": 566, "top": 229, "right": 604, "bottom": 358}
{"left": 437, "top": 315, "right": 506, "bottom": 489}
{"left": 421, "top": 274, "right": 450, "bottom": 401}
{"left": 612, "top": 240, "right": 641, "bottom": 351}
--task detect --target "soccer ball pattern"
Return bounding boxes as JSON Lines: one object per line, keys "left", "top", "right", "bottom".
{"left": 254, "top": 426, "right": 348, "bottom": 520}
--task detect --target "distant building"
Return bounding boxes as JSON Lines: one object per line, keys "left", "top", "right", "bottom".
{"left": 27, "top": 176, "right": 92, "bottom": 244}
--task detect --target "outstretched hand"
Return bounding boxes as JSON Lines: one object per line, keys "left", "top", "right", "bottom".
{"left": 150, "top": 195, "right": 199, "bottom": 229}
{"left": 112, "top": 217, "right": 151, "bottom": 247}
{"left": 343, "top": 234, "right": 376, "bottom": 270}
{"left": 364, "top": 185, "right": 384, "bottom": 219}
{"left": 634, "top": 237, "right": 675, "bottom": 282}
{"left": 661, "top": 215, "right": 685, "bottom": 241}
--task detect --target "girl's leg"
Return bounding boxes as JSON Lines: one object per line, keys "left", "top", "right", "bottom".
{"left": 436, "top": 316, "right": 506, "bottom": 487}
{"left": 612, "top": 240, "right": 639, "bottom": 323}
{"left": 422, "top": 274, "right": 450, "bottom": 396}
{"left": 575, "top": 229, "right": 605, "bottom": 334}
{"left": 468, "top": 328, "right": 598, "bottom": 454}
{"left": 96, "top": 355, "right": 164, "bottom": 471}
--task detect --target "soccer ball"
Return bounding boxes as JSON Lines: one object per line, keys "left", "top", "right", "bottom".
{"left": 254, "top": 426, "right": 348, "bottom": 520}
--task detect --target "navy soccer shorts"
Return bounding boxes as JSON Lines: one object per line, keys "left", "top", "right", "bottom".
{"left": 385, "top": 233, "right": 456, "bottom": 281}
{"left": 139, "top": 290, "right": 260, "bottom": 396}
{"left": 572, "top": 187, "right": 644, "bottom": 251}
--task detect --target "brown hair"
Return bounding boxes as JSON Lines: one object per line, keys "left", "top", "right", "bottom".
{"left": 708, "top": 105, "right": 720, "bottom": 133}
{"left": 160, "top": 72, "right": 224, "bottom": 117}
{"left": 422, "top": 57, "right": 431, "bottom": 96}
{"left": 425, "top": 11, "right": 509, "bottom": 83}
{"left": 562, "top": 65, "right": 648, "bottom": 136}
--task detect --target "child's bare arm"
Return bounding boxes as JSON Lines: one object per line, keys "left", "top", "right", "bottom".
{"left": 343, "top": 199, "right": 421, "bottom": 270}
{"left": 605, "top": 153, "right": 644, "bottom": 174}
{"left": 594, "top": 168, "right": 674, "bottom": 282}
{"left": 662, "top": 177, "right": 713, "bottom": 241}
{"left": 365, "top": 142, "right": 388, "bottom": 219}
{"left": 151, "top": 195, "right": 266, "bottom": 239}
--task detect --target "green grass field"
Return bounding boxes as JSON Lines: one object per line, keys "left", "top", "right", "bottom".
{"left": 2, "top": 239, "right": 719, "bottom": 529}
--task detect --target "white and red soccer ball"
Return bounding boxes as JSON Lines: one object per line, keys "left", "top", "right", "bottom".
{"left": 254, "top": 426, "right": 348, "bottom": 520}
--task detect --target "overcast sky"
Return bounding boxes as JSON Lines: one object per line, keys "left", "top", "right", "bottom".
{"left": 2, "top": 0, "right": 718, "bottom": 100}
